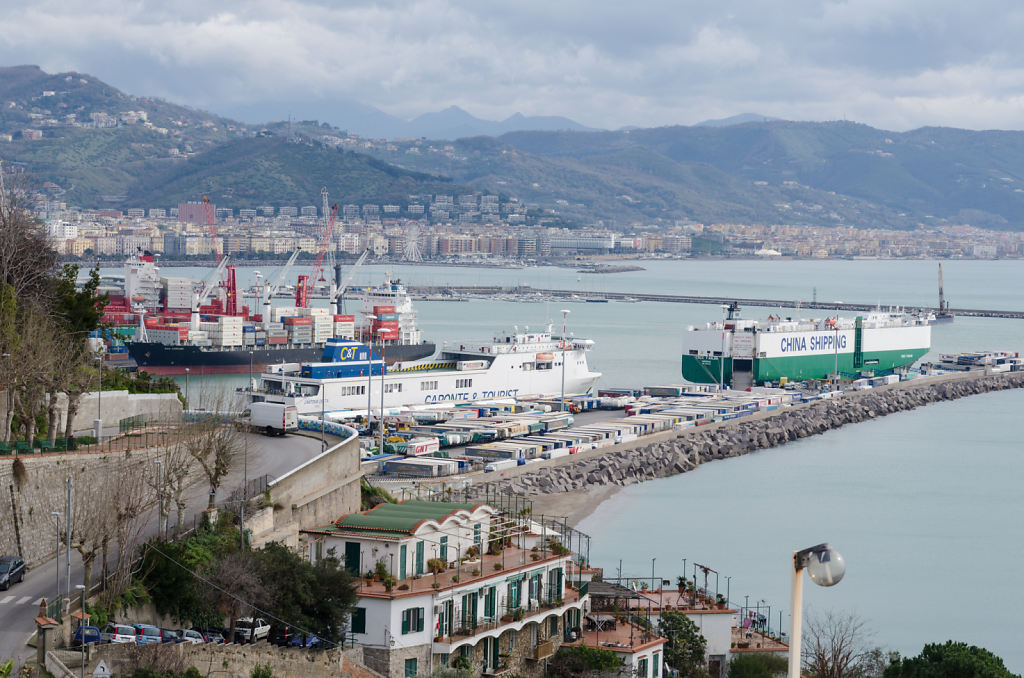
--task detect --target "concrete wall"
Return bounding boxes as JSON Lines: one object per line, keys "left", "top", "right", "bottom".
{"left": 0, "top": 448, "right": 172, "bottom": 567}
{"left": 0, "top": 389, "right": 182, "bottom": 437}
{"left": 247, "top": 428, "right": 362, "bottom": 551}
{"left": 90, "top": 640, "right": 385, "bottom": 678}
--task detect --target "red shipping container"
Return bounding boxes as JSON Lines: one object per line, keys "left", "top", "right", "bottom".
{"left": 283, "top": 317, "right": 313, "bottom": 325}
{"left": 373, "top": 305, "right": 396, "bottom": 314}
{"left": 268, "top": 336, "right": 287, "bottom": 344}
{"left": 376, "top": 329, "right": 399, "bottom": 339}
{"left": 334, "top": 315, "right": 355, "bottom": 322}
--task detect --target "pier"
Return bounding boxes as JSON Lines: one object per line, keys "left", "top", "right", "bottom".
{"left": 405, "top": 285, "right": 1024, "bottom": 319}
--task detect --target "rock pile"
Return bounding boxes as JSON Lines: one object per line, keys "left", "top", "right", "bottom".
{"left": 481, "top": 372, "right": 1024, "bottom": 498}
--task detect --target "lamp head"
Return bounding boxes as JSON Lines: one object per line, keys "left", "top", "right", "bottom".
{"left": 805, "top": 545, "right": 845, "bottom": 587}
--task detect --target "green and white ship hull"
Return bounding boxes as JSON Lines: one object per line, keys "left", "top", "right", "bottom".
{"left": 681, "top": 303, "right": 931, "bottom": 388}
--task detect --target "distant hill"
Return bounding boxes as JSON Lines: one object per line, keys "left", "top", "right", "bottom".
{"left": 213, "top": 100, "right": 599, "bottom": 139}
{"left": 695, "top": 113, "right": 782, "bottom": 127}
{"left": 361, "top": 121, "right": 1024, "bottom": 229}
{"left": 122, "top": 136, "right": 461, "bottom": 208}
{"left": 0, "top": 66, "right": 466, "bottom": 208}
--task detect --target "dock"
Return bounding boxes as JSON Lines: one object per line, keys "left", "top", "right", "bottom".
{"left": 405, "top": 285, "right": 1024, "bottom": 319}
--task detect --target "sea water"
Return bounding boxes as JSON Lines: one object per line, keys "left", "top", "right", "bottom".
{"left": 139, "top": 258, "right": 1024, "bottom": 666}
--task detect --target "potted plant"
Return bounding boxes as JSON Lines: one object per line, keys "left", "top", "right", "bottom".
{"left": 493, "top": 562, "right": 503, "bottom": 571}
{"left": 427, "top": 558, "right": 446, "bottom": 574}
{"left": 398, "top": 583, "right": 410, "bottom": 591}
{"left": 715, "top": 594, "right": 726, "bottom": 609}
{"left": 676, "top": 576, "right": 687, "bottom": 593}
{"left": 452, "top": 575, "right": 460, "bottom": 583}
{"left": 432, "top": 582, "right": 441, "bottom": 589}
{"left": 383, "top": 574, "right": 397, "bottom": 592}
{"left": 531, "top": 553, "right": 541, "bottom": 561}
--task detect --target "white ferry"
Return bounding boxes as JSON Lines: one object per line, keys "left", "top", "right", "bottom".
{"left": 245, "top": 326, "right": 601, "bottom": 414}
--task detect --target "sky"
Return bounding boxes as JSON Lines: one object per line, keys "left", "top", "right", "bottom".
{"left": 4, "top": 0, "right": 1024, "bottom": 131}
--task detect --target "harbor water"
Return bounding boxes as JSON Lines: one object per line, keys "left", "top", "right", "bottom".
{"left": 136, "top": 258, "right": 1023, "bottom": 667}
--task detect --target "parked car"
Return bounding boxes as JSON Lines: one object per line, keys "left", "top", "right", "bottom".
{"left": 178, "top": 629, "right": 205, "bottom": 645}
{"left": 133, "top": 624, "right": 162, "bottom": 645}
{"left": 159, "top": 628, "right": 184, "bottom": 643}
{"left": 196, "top": 628, "right": 225, "bottom": 644}
{"left": 71, "top": 625, "right": 101, "bottom": 646}
{"left": 288, "top": 634, "right": 323, "bottom": 649}
{"left": 99, "top": 623, "right": 137, "bottom": 644}
{"left": 269, "top": 626, "right": 296, "bottom": 647}
{"left": 0, "top": 556, "right": 25, "bottom": 590}
{"left": 233, "top": 617, "right": 270, "bottom": 644}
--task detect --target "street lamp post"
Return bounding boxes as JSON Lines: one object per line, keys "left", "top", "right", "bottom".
{"left": 560, "top": 309, "right": 570, "bottom": 412}
{"left": 96, "top": 354, "right": 103, "bottom": 440}
{"left": 154, "top": 460, "right": 163, "bottom": 539}
{"left": 833, "top": 302, "right": 842, "bottom": 389}
{"left": 75, "top": 584, "right": 86, "bottom": 678}
{"left": 65, "top": 476, "right": 72, "bottom": 601}
{"left": 719, "top": 304, "right": 729, "bottom": 389}
{"left": 788, "top": 543, "right": 845, "bottom": 678}
{"left": 184, "top": 367, "right": 190, "bottom": 410}
{"left": 725, "top": 576, "right": 732, "bottom": 608}
{"left": 363, "top": 314, "right": 377, "bottom": 432}
{"left": 377, "top": 328, "right": 388, "bottom": 455}
{"left": 51, "top": 511, "right": 60, "bottom": 604}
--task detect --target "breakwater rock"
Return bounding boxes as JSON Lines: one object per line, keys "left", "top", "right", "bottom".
{"left": 481, "top": 373, "right": 1024, "bottom": 498}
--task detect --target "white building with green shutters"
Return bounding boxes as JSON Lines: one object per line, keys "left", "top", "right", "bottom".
{"left": 303, "top": 499, "right": 588, "bottom": 678}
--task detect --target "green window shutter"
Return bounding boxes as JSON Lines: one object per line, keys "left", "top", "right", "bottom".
{"left": 404, "top": 658, "right": 417, "bottom": 677}
{"left": 351, "top": 608, "right": 366, "bottom": 634}
{"left": 440, "top": 536, "right": 448, "bottom": 561}
{"left": 417, "top": 607, "right": 425, "bottom": 632}
{"left": 402, "top": 609, "right": 410, "bottom": 635}
{"left": 415, "top": 541, "right": 424, "bottom": 575}
{"left": 653, "top": 652, "right": 660, "bottom": 678}
{"left": 474, "top": 523, "right": 481, "bottom": 545}
{"left": 400, "top": 544, "right": 407, "bottom": 580}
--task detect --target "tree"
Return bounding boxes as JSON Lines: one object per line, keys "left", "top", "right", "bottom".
{"left": 182, "top": 412, "right": 240, "bottom": 509}
{"left": 659, "top": 611, "right": 709, "bottom": 678}
{"left": 803, "top": 611, "right": 874, "bottom": 678}
{"left": 883, "top": 641, "right": 1019, "bottom": 678}
{"left": 548, "top": 645, "right": 622, "bottom": 678}
{"left": 728, "top": 653, "right": 787, "bottom": 678}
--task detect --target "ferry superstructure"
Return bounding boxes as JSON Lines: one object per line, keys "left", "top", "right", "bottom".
{"left": 681, "top": 302, "right": 931, "bottom": 388}
{"left": 245, "top": 327, "right": 601, "bottom": 414}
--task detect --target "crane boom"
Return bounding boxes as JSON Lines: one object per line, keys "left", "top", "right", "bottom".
{"left": 311, "top": 203, "right": 339, "bottom": 283}
{"left": 331, "top": 249, "right": 370, "bottom": 314}
{"left": 202, "top": 196, "right": 222, "bottom": 264}
{"left": 261, "top": 249, "right": 302, "bottom": 328}
{"left": 190, "top": 255, "right": 230, "bottom": 330}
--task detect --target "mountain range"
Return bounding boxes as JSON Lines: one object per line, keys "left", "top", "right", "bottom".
{"left": 3, "top": 64, "right": 1024, "bottom": 230}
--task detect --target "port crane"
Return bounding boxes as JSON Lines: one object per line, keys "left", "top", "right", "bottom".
{"left": 261, "top": 249, "right": 302, "bottom": 329}
{"left": 202, "top": 196, "right": 240, "bottom": 315}
{"left": 331, "top": 249, "right": 370, "bottom": 315}
{"left": 190, "top": 255, "right": 230, "bottom": 331}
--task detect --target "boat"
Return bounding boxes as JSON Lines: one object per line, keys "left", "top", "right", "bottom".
{"left": 933, "top": 263, "right": 954, "bottom": 323}
{"left": 110, "top": 254, "right": 435, "bottom": 375}
{"left": 680, "top": 302, "right": 931, "bottom": 389}
{"left": 243, "top": 326, "right": 601, "bottom": 415}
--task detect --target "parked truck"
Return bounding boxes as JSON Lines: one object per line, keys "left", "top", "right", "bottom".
{"left": 245, "top": 402, "right": 299, "bottom": 436}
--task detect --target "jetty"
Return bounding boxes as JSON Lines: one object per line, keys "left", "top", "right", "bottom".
{"left": 408, "top": 285, "right": 1024, "bottom": 319}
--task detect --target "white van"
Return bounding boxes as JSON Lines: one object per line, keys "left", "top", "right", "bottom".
{"left": 246, "top": 402, "right": 299, "bottom": 436}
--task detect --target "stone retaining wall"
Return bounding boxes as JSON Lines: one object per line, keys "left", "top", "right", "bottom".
{"left": 482, "top": 373, "right": 1024, "bottom": 498}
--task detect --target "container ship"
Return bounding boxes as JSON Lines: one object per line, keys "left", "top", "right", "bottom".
{"left": 243, "top": 326, "right": 601, "bottom": 415}
{"left": 681, "top": 302, "right": 931, "bottom": 389}
{"left": 101, "top": 253, "right": 435, "bottom": 375}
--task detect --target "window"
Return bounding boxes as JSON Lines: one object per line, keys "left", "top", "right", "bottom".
{"left": 473, "top": 523, "right": 481, "bottom": 546}
{"left": 439, "top": 654, "right": 449, "bottom": 668}
{"left": 351, "top": 608, "right": 366, "bottom": 634}
{"left": 507, "top": 629, "right": 517, "bottom": 650}
{"left": 456, "top": 378, "right": 473, "bottom": 388}
{"left": 653, "top": 652, "right": 660, "bottom": 678}
{"left": 549, "top": 616, "right": 558, "bottom": 638}
{"left": 385, "top": 383, "right": 403, "bottom": 393}
{"left": 637, "top": 657, "right": 649, "bottom": 678}
{"left": 404, "top": 658, "right": 418, "bottom": 677}
{"left": 401, "top": 607, "right": 425, "bottom": 634}
{"left": 415, "top": 541, "right": 424, "bottom": 575}
{"left": 400, "top": 544, "right": 407, "bottom": 579}
{"left": 507, "top": 580, "right": 522, "bottom": 609}
{"left": 421, "top": 380, "right": 438, "bottom": 391}
{"left": 483, "top": 586, "right": 496, "bottom": 618}
{"left": 440, "top": 536, "right": 448, "bottom": 561}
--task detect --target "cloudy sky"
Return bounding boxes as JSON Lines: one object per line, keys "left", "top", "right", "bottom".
{"left": 4, "top": 0, "right": 1024, "bottom": 131}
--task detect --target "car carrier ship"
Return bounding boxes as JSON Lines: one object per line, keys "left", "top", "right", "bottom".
{"left": 243, "top": 326, "right": 601, "bottom": 415}
{"left": 681, "top": 302, "right": 931, "bottom": 389}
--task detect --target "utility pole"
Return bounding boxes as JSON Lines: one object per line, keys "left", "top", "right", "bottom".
{"left": 65, "top": 476, "right": 72, "bottom": 602}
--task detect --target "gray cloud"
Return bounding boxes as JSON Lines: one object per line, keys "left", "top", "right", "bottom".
{"left": 3, "top": 0, "right": 1024, "bottom": 131}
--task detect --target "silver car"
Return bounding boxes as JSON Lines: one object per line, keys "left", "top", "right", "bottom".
{"left": 100, "top": 623, "right": 137, "bottom": 644}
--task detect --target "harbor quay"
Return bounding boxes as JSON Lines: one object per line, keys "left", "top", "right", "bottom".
{"left": 445, "top": 370, "right": 1024, "bottom": 521}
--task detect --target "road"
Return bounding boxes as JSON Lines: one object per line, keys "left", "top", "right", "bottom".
{"left": 0, "top": 431, "right": 329, "bottom": 664}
